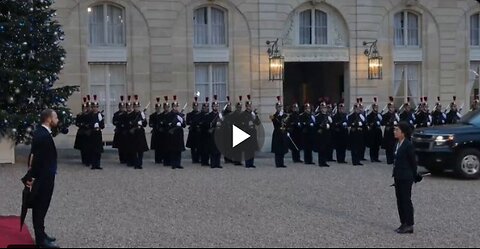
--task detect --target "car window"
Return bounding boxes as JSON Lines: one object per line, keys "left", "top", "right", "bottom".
{"left": 460, "top": 110, "right": 480, "bottom": 125}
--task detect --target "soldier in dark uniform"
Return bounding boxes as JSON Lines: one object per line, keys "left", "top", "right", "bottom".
{"left": 300, "top": 102, "right": 317, "bottom": 165}
{"left": 166, "top": 96, "right": 186, "bottom": 169}
{"left": 287, "top": 103, "right": 303, "bottom": 163}
{"left": 315, "top": 101, "right": 332, "bottom": 167}
{"left": 332, "top": 101, "right": 348, "bottom": 164}
{"left": 367, "top": 97, "right": 383, "bottom": 163}
{"left": 113, "top": 96, "right": 128, "bottom": 164}
{"left": 127, "top": 95, "right": 149, "bottom": 169}
{"left": 415, "top": 97, "right": 432, "bottom": 128}
{"left": 228, "top": 96, "right": 244, "bottom": 166}
{"left": 382, "top": 97, "right": 399, "bottom": 165}
{"left": 432, "top": 97, "right": 447, "bottom": 126}
{"left": 87, "top": 95, "right": 105, "bottom": 170}
{"left": 149, "top": 97, "right": 163, "bottom": 164}
{"left": 471, "top": 96, "right": 479, "bottom": 111}
{"left": 241, "top": 95, "right": 261, "bottom": 168}
{"left": 358, "top": 98, "right": 368, "bottom": 161}
{"left": 222, "top": 96, "right": 234, "bottom": 164}
{"left": 159, "top": 97, "right": 171, "bottom": 167}
{"left": 325, "top": 99, "right": 335, "bottom": 162}
{"left": 446, "top": 96, "right": 462, "bottom": 124}
{"left": 206, "top": 95, "right": 223, "bottom": 169}
{"left": 400, "top": 98, "right": 416, "bottom": 130}
{"left": 199, "top": 98, "right": 211, "bottom": 166}
{"left": 270, "top": 96, "right": 289, "bottom": 168}
{"left": 348, "top": 100, "right": 366, "bottom": 166}
{"left": 74, "top": 97, "right": 90, "bottom": 166}
{"left": 186, "top": 97, "right": 201, "bottom": 164}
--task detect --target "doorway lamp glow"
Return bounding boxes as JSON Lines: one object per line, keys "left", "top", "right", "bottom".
{"left": 363, "top": 40, "right": 383, "bottom": 80}
{"left": 267, "top": 39, "right": 284, "bottom": 81}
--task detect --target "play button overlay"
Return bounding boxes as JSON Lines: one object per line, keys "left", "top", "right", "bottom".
{"left": 213, "top": 111, "right": 266, "bottom": 163}
{"left": 232, "top": 125, "right": 250, "bottom": 148}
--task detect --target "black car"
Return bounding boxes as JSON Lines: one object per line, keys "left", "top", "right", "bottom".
{"left": 412, "top": 110, "right": 480, "bottom": 179}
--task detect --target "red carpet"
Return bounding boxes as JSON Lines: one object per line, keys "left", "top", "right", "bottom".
{"left": 0, "top": 216, "right": 34, "bottom": 248}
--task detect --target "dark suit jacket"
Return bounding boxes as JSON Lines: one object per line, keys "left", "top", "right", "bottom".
{"left": 26, "top": 126, "right": 58, "bottom": 180}
{"left": 393, "top": 139, "right": 418, "bottom": 181}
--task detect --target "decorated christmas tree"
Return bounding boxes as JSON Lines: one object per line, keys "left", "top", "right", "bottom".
{"left": 0, "top": 0, "right": 78, "bottom": 145}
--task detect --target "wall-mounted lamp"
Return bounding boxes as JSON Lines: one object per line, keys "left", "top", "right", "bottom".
{"left": 363, "top": 40, "right": 383, "bottom": 80}
{"left": 267, "top": 39, "right": 284, "bottom": 81}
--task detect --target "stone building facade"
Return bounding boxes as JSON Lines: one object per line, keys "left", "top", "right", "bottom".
{"left": 51, "top": 0, "right": 480, "bottom": 148}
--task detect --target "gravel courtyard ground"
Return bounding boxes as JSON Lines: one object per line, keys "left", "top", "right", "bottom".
{"left": 1, "top": 150, "right": 479, "bottom": 248}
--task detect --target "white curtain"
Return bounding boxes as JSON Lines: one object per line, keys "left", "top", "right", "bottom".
{"left": 89, "top": 5, "right": 105, "bottom": 45}
{"left": 315, "top": 10, "right": 328, "bottom": 45}
{"left": 211, "top": 8, "right": 226, "bottom": 45}
{"left": 394, "top": 12, "right": 404, "bottom": 46}
{"left": 407, "top": 13, "right": 419, "bottom": 46}
{"left": 195, "top": 64, "right": 210, "bottom": 103}
{"left": 407, "top": 64, "right": 420, "bottom": 101}
{"left": 393, "top": 64, "right": 405, "bottom": 98}
{"left": 471, "top": 14, "right": 480, "bottom": 46}
{"left": 194, "top": 8, "right": 208, "bottom": 46}
{"left": 107, "top": 5, "right": 125, "bottom": 46}
{"left": 212, "top": 64, "right": 228, "bottom": 104}
{"left": 299, "top": 10, "right": 312, "bottom": 45}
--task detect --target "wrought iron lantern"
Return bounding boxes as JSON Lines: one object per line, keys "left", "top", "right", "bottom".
{"left": 363, "top": 40, "right": 383, "bottom": 80}
{"left": 267, "top": 39, "right": 284, "bottom": 81}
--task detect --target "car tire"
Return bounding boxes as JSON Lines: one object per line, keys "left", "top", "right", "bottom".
{"left": 456, "top": 149, "right": 480, "bottom": 179}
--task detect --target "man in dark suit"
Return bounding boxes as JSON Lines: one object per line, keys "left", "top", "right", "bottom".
{"left": 24, "top": 109, "right": 60, "bottom": 248}
{"left": 393, "top": 122, "right": 418, "bottom": 234}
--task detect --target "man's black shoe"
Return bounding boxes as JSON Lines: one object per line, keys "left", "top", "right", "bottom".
{"left": 395, "top": 225, "right": 406, "bottom": 233}
{"left": 36, "top": 239, "right": 59, "bottom": 249}
{"left": 397, "top": 226, "right": 414, "bottom": 234}
{"left": 45, "top": 234, "right": 56, "bottom": 242}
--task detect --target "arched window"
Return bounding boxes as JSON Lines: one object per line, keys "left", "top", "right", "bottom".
{"left": 299, "top": 9, "right": 328, "bottom": 45}
{"left": 394, "top": 11, "right": 420, "bottom": 47}
{"left": 471, "top": 14, "right": 480, "bottom": 46}
{"left": 194, "top": 6, "right": 227, "bottom": 46}
{"left": 88, "top": 3, "right": 125, "bottom": 46}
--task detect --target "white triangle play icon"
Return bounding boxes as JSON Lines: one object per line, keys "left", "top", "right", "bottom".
{"left": 232, "top": 125, "right": 251, "bottom": 148}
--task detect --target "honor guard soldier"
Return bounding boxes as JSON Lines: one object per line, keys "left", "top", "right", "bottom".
{"left": 199, "top": 97, "right": 211, "bottom": 166}
{"left": 88, "top": 95, "right": 105, "bottom": 170}
{"left": 167, "top": 96, "right": 187, "bottom": 169}
{"left": 367, "top": 97, "right": 383, "bottom": 163}
{"left": 432, "top": 97, "right": 447, "bottom": 126}
{"left": 270, "top": 96, "right": 289, "bottom": 168}
{"left": 286, "top": 102, "right": 303, "bottom": 163}
{"left": 241, "top": 95, "right": 261, "bottom": 168}
{"left": 332, "top": 100, "right": 348, "bottom": 164}
{"left": 113, "top": 96, "right": 128, "bottom": 164}
{"left": 348, "top": 100, "right": 366, "bottom": 166}
{"left": 228, "top": 96, "right": 244, "bottom": 166}
{"left": 160, "top": 97, "right": 172, "bottom": 167}
{"left": 472, "top": 96, "right": 479, "bottom": 111}
{"left": 74, "top": 96, "right": 91, "bottom": 166}
{"left": 128, "top": 95, "right": 149, "bottom": 169}
{"left": 315, "top": 100, "right": 333, "bottom": 167}
{"left": 358, "top": 98, "right": 368, "bottom": 161}
{"left": 400, "top": 98, "right": 416, "bottom": 130}
{"left": 149, "top": 97, "right": 163, "bottom": 164}
{"left": 222, "top": 96, "right": 234, "bottom": 164}
{"left": 206, "top": 95, "right": 223, "bottom": 169}
{"left": 381, "top": 97, "right": 399, "bottom": 165}
{"left": 415, "top": 97, "right": 432, "bottom": 128}
{"left": 186, "top": 96, "right": 201, "bottom": 164}
{"left": 325, "top": 98, "right": 335, "bottom": 162}
{"left": 300, "top": 102, "right": 317, "bottom": 165}
{"left": 446, "top": 96, "right": 462, "bottom": 124}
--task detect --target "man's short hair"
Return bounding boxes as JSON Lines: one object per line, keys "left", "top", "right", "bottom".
{"left": 40, "top": 109, "right": 55, "bottom": 123}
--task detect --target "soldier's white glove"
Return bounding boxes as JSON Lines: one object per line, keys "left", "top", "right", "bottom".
{"left": 310, "top": 123, "right": 314, "bottom": 127}
{"left": 251, "top": 112, "right": 256, "bottom": 118}
{"left": 377, "top": 121, "right": 381, "bottom": 126}
{"left": 176, "top": 122, "right": 182, "bottom": 127}
{"left": 358, "top": 122, "right": 363, "bottom": 126}
{"left": 328, "top": 117, "right": 333, "bottom": 123}
{"left": 287, "top": 132, "right": 291, "bottom": 137}
{"left": 279, "top": 111, "right": 284, "bottom": 117}
{"left": 427, "top": 122, "right": 431, "bottom": 126}
{"left": 377, "top": 114, "right": 383, "bottom": 121}
{"left": 343, "top": 122, "right": 347, "bottom": 127}
{"left": 395, "top": 114, "right": 400, "bottom": 121}
{"left": 177, "top": 116, "right": 183, "bottom": 123}
{"left": 298, "top": 122, "right": 301, "bottom": 127}
{"left": 138, "top": 121, "right": 143, "bottom": 126}
{"left": 141, "top": 112, "right": 146, "bottom": 120}
{"left": 98, "top": 113, "right": 103, "bottom": 122}
{"left": 94, "top": 123, "right": 99, "bottom": 129}
{"left": 326, "top": 124, "right": 330, "bottom": 129}
{"left": 219, "top": 113, "right": 224, "bottom": 120}
{"left": 457, "top": 113, "right": 462, "bottom": 119}
{"left": 394, "top": 121, "right": 398, "bottom": 126}
{"left": 360, "top": 115, "right": 366, "bottom": 122}
{"left": 410, "top": 120, "right": 414, "bottom": 125}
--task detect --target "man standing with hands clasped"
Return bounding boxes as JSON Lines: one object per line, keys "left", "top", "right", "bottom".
{"left": 23, "top": 109, "right": 60, "bottom": 248}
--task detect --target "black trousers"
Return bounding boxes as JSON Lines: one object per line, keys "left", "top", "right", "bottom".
{"left": 80, "top": 150, "right": 87, "bottom": 164}
{"left": 395, "top": 179, "right": 415, "bottom": 226}
{"left": 210, "top": 153, "right": 221, "bottom": 168}
{"left": 33, "top": 174, "right": 55, "bottom": 244}
{"left": 370, "top": 145, "right": 380, "bottom": 161}
{"left": 163, "top": 153, "right": 171, "bottom": 167}
{"left": 118, "top": 149, "right": 127, "bottom": 164}
{"left": 336, "top": 147, "right": 346, "bottom": 163}
{"left": 191, "top": 148, "right": 200, "bottom": 163}
{"left": 351, "top": 147, "right": 361, "bottom": 165}
{"left": 200, "top": 151, "right": 210, "bottom": 166}
{"left": 386, "top": 148, "right": 395, "bottom": 164}
{"left": 171, "top": 152, "right": 182, "bottom": 168}
{"left": 90, "top": 152, "right": 102, "bottom": 168}
{"left": 304, "top": 149, "right": 313, "bottom": 164}
{"left": 133, "top": 152, "right": 144, "bottom": 168}
{"left": 292, "top": 149, "right": 301, "bottom": 162}
{"left": 327, "top": 146, "right": 334, "bottom": 161}
{"left": 154, "top": 149, "right": 163, "bottom": 164}
{"left": 318, "top": 148, "right": 327, "bottom": 165}
{"left": 275, "top": 153, "right": 285, "bottom": 167}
